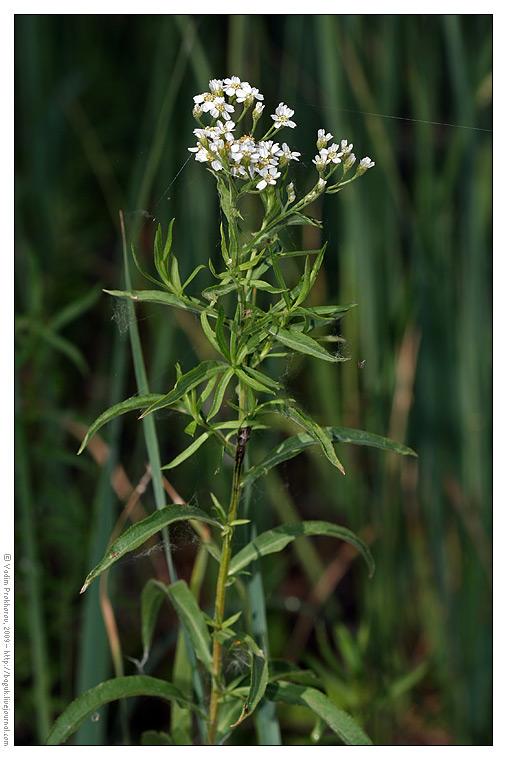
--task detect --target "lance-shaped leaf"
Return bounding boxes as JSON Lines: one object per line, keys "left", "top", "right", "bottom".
{"left": 216, "top": 631, "right": 269, "bottom": 725}
{"left": 77, "top": 394, "right": 164, "bottom": 454}
{"left": 140, "top": 579, "right": 166, "bottom": 661}
{"left": 139, "top": 360, "right": 230, "bottom": 418}
{"left": 80, "top": 505, "right": 220, "bottom": 593}
{"left": 45, "top": 676, "right": 204, "bottom": 745}
{"left": 228, "top": 521, "right": 374, "bottom": 578}
{"left": 152, "top": 580, "right": 213, "bottom": 672}
{"left": 281, "top": 405, "right": 346, "bottom": 474}
{"left": 161, "top": 431, "right": 212, "bottom": 470}
{"left": 104, "top": 288, "right": 209, "bottom": 316}
{"left": 265, "top": 681, "right": 372, "bottom": 746}
{"left": 266, "top": 324, "right": 341, "bottom": 364}
{"left": 243, "top": 427, "right": 417, "bottom": 486}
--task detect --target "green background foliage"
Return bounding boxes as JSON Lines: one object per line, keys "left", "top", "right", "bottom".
{"left": 14, "top": 14, "right": 492, "bottom": 745}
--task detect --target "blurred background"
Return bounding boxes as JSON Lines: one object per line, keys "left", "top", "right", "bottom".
{"left": 14, "top": 14, "right": 492, "bottom": 746}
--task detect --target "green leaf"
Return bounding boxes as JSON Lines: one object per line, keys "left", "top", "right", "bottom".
{"left": 268, "top": 660, "right": 321, "bottom": 687}
{"left": 265, "top": 681, "right": 372, "bottom": 746}
{"left": 241, "top": 364, "right": 280, "bottom": 391}
{"left": 234, "top": 366, "right": 275, "bottom": 395}
{"left": 141, "top": 730, "right": 173, "bottom": 745}
{"left": 104, "top": 288, "right": 208, "bottom": 316}
{"left": 207, "top": 367, "right": 235, "bottom": 421}
{"left": 266, "top": 325, "right": 340, "bottom": 363}
{"left": 229, "top": 521, "right": 374, "bottom": 578}
{"left": 243, "top": 426, "right": 417, "bottom": 486}
{"left": 215, "top": 304, "right": 231, "bottom": 361}
{"left": 249, "top": 279, "right": 286, "bottom": 294}
{"left": 154, "top": 224, "right": 173, "bottom": 289}
{"left": 131, "top": 243, "right": 165, "bottom": 289}
{"left": 80, "top": 505, "right": 220, "bottom": 593}
{"left": 45, "top": 676, "right": 204, "bottom": 745}
{"left": 216, "top": 631, "right": 268, "bottom": 724}
{"left": 281, "top": 405, "right": 346, "bottom": 474}
{"left": 154, "top": 580, "right": 213, "bottom": 671}
{"left": 77, "top": 393, "right": 164, "bottom": 454}
{"left": 161, "top": 431, "right": 212, "bottom": 470}
{"left": 141, "top": 579, "right": 165, "bottom": 659}
{"left": 140, "top": 360, "right": 230, "bottom": 418}
{"left": 181, "top": 264, "right": 206, "bottom": 293}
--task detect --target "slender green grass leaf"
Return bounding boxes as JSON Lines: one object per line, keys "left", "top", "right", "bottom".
{"left": 229, "top": 521, "right": 374, "bottom": 578}
{"left": 140, "top": 360, "right": 230, "bottom": 418}
{"left": 104, "top": 288, "right": 208, "bottom": 316}
{"left": 32, "top": 324, "right": 89, "bottom": 374}
{"left": 244, "top": 427, "right": 417, "bottom": 486}
{"left": 77, "top": 394, "right": 164, "bottom": 454}
{"left": 161, "top": 431, "right": 212, "bottom": 470}
{"left": 266, "top": 325, "right": 340, "bottom": 363}
{"left": 265, "top": 681, "right": 372, "bottom": 746}
{"left": 45, "top": 676, "right": 204, "bottom": 745}
{"left": 50, "top": 286, "right": 102, "bottom": 331}
{"left": 141, "top": 579, "right": 166, "bottom": 660}
{"left": 155, "top": 579, "right": 213, "bottom": 671}
{"left": 80, "top": 505, "right": 220, "bottom": 593}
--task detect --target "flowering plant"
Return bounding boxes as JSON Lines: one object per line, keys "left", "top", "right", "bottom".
{"left": 46, "top": 78, "right": 414, "bottom": 747}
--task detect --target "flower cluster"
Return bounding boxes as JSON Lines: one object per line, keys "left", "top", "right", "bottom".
{"left": 189, "top": 77, "right": 300, "bottom": 191}
{"left": 189, "top": 77, "right": 375, "bottom": 193}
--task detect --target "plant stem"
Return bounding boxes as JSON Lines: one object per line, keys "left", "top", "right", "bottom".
{"left": 206, "top": 412, "right": 250, "bottom": 745}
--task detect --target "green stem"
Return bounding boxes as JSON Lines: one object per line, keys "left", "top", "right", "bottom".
{"left": 206, "top": 390, "right": 250, "bottom": 745}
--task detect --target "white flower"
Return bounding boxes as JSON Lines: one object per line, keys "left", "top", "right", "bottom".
{"left": 257, "top": 141, "right": 281, "bottom": 167}
{"left": 188, "top": 143, "right": 223, "bottom": 171}
{"left": 312, "top": 148, "right": 330, "bottom": 171}
{"left": 317, "top": 129, "right": 333, "bottom": 149}
{"left": 208, "top": 79, "right": 224, "bottom": 95}
{"left": 256, "top": 166, "right": 281, "bottom": 190}
{"left": 207, "top": 97, "right": 235, "bottom": 119}
{"left": 325, "top": 143, "right": 343, "bottom": 164}
{"left": 230, "top": 136, "right": 259, "bottom": 165}
{"left": 223, "top": 76, "right": 247, "bottom": 96}
{"left": 356, "top": 156, "right": 375, "bottom": 175}
{"left": 193, "top": 91, "right": 217, "bottom": 113}
{"left": 278, "top": 142, "right": 301, "bottom": 166}
{"left": 271, "top": 103, "right": 296, "bottom": 129}
{"left": 236, "top": 83, "right": 264, "bottom": 104}
{"left": 339, "top": 139, "right": 353, "bottom": 154}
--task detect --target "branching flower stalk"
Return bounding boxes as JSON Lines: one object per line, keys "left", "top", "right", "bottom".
{"left": 46, "top": 77, "right": 416, "bottom": 749}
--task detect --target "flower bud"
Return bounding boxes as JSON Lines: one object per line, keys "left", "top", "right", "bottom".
{"left": 253, "top": 102, "right": 265, "bottom": 121}
{"left": 342, "top": 152, "right": 356, "bottom": 173}
{"left": 286, "top": 182, "right": 296, "bottom": 203}
{"left": 193, "top": 104, "right": 203, "bottom": 120}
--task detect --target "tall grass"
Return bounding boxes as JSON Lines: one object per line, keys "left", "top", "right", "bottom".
{"left": 15, "top": 15, "right": 491, "bottom": 745}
